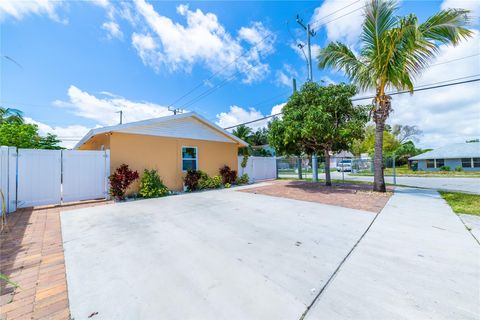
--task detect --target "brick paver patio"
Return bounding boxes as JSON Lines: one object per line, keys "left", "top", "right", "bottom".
{"left": 1, "top": 201, "right": 109, "bottom": 320}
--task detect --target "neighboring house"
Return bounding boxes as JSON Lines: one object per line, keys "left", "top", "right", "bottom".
{"left": 409, "top": 142, "right": 480, "bottom": 171}
{"left": 75, "top": 112, "right": 248, "bottom": 191}
{"left": 329, "top": 150, "right": 354, "bottom": 167}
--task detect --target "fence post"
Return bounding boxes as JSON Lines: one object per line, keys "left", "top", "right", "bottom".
{"left": 104, "top": 150, "right": 111, "bottom": 200}
{"left": 393, "top": 155, "right": 396, "bottom": 185}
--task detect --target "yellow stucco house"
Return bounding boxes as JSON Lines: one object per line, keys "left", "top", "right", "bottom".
{"left": 75, "top": 112, "right": 248, "bottom": 191}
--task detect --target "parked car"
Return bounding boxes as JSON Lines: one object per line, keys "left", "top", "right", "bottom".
{"left": 336, "top": 159, "right": 352, "bottom": 172}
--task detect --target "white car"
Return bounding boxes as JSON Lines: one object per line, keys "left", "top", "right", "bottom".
{"left": 336, "top": 159, "right": 352, "bottom": 172}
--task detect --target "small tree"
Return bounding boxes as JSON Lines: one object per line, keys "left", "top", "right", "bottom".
{"left": 271, "top": 82, "right": 368, "bottom": 186}
{"left": 109, "top": 164, "right": 139, "bottom": 200}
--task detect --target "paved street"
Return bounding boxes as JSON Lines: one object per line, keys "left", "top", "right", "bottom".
{"left": 282, "top": 171, "right": 480, "bottom": 194}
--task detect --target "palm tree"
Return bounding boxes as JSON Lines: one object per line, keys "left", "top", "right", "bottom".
{"left": 318, "top": 0, "right": 472, "bottom": 192}
{"left": 0, "top": 107, "right": 24, "bottom": 124}
{"left": 232, "top": 124, "right": 253, "bottom": 143}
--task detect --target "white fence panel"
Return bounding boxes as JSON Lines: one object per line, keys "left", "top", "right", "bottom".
{"left": 17, "top": 149, "right": 62, "bottom": 208}
{"left": 1, "top": 147, "right": 9, "bottom": 213}
{"left": 238, "top": 156, "right": 276, "bottom": 182}
{"left": 62, "top": 150, "right": 109, "bottom": 202}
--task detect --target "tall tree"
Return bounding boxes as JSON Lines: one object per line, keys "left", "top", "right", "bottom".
{"left": 232, "top": 124, "right": 253, "bottom": 144}
{"left": 269, "top": 82, "right": 368, "bottom": 186}
{"left": 318, "top": 0, "right": 472, "bottom": 191}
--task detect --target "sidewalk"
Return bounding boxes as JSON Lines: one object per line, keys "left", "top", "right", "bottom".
{"left": 304, "top": 188, "right": 480, "bottom": 320}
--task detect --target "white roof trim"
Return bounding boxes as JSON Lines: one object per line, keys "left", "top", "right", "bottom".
{"left": 74, "top": 112, "right": 248, "bottom": 149}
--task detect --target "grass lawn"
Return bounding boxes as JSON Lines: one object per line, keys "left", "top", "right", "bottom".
{"left": 352, "top": 166, "right": 480, "bottom": 178}
{"left": 440, "top": 191, "right": 480, "bottom": 216}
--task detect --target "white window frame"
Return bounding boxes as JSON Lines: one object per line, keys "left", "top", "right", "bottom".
{"left": 434, "top": 159, "right": 445, "bottom": 168}
{"left": 181, "top": 146, "right": 198, "bottom": 172}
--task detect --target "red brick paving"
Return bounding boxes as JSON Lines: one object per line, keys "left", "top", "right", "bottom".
{"left": 0, "top": 200, "right": 110, "bottom": 320}
{"left": 241, "top": 179, "right": 393, "bottom": 213}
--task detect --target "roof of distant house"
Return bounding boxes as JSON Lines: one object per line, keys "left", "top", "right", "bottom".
{"left": 409, "top": 142, "right": 480, "bottom": 160}
{"left": 74, "top": 112, "right": 248, "bottom": 149}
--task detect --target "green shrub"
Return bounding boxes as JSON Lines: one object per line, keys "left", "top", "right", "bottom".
{"left": 224, "top": 183, "right": 231, "bottom": 188}
{"left": 139, "top": 169, "right": 169, "bottom": 198}
{"left": 199, "top": 175, "right": 222, "bottom": 189}
{"left": 455, "top": 166, "right": 464, "bottom": 172}
{"left": 236, "top": 173, "right": 249, "bottom": 185}
{"left": 439, "top": 165, "right": 451, "bottom": 171}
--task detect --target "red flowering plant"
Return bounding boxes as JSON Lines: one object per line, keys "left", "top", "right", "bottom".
{"left": 109, "top": 164, "right": 139, "bottom": 200}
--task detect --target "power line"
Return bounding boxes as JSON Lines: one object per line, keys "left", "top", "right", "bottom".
{"left": 223, "top": 77, "right": 480, "bottom": 129}
{"left": 310, "top": 0, "right": 362, "bottom": 28}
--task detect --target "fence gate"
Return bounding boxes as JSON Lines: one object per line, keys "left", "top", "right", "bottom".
{"left": 17, "top": 149, "right": 62, "bottom": 208}
{"left": 238, "top": 156, "right": 277, "bottom": 182}
{"left": 62, "top": 150, "right": 109, "bottom": 203}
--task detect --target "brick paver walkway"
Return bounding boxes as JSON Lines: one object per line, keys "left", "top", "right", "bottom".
{"left": 1, "top": 201, "right": 109, "bottom": 320}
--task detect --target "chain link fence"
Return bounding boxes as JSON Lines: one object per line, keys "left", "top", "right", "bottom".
{"left": 277, "top": 155, "right": 401, "bottom": 184}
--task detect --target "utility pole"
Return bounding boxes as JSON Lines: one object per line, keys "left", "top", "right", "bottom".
{"left": 116, "top": 110, "right": 123, "bottom": 124}
{"left": 296, "top": 14, "right": 319, "bottom": 182}
{"left": 168, "top": 107, "right": 183, "bottom": 115}
{"left": 292, "top": 78, "right": 302, "bottom": 180}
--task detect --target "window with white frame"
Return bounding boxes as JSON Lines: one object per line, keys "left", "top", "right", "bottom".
{"left": 461, "top": 158, "right": 472, "bottom": 168}
{"left": 182, "top": 146, "right": 197, "bottom": 171}
{"left": 426, "top": 159, "right": 435, "bottom": 168}
{"left": 436, "top": 159, "right": 445, "bottom": 168}
{"left": 473, "top": 158, "right": 480, "bottom": 168}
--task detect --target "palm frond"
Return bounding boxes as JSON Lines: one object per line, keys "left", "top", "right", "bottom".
{"left": 318, "top": 42, "right": 373, "bottom": 91}
{"left": 420, "top": 9, "right": 472, "bottom": 45}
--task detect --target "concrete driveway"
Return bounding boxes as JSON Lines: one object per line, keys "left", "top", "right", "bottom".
{"left": 61, "top": 187, "right": 375, "bottom": 319}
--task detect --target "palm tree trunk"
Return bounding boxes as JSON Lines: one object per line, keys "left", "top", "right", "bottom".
{"left": 324, "top": 149, "right": 331, "bottom": 186}
{"left": 373, "top": 118, "right": 386, "bottom": 192}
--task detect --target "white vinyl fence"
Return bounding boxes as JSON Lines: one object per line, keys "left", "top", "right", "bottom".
{"left": 238, "top": 156, "right": 277, "bottom": 182}
{"left": 0, "top": 147, "right": 110, "bottom": 212}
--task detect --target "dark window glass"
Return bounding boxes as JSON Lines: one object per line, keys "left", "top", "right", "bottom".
{"left": 461, "top": 158, "right": 472, "bottom": 168}
{"left": 182, "top": 160, "right": 196, "bottom": 171}
{"left": 426, "top": 160, "right": 435, "bottom": 168}
{"left": 436, "top": 159, "right": 445, "bottom": 167}
{"left": 473, "top": 158, "right": 480, "bottom": 168}
{"left": 182, "top": 147, "right": 196, "bottom": 159}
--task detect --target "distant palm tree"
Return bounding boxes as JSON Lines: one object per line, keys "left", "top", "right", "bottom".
{"left": 318, "top": 0, "right": 472, "bottom": 192}
{"left": 0, "top": 107, "right": 24, "bottom": 124}
{"left": 232, "top": 124, "right": 253, "bottom": 143}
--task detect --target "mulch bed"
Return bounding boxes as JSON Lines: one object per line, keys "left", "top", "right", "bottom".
{"left": 240, "top": 180, "right": 393, "bottom": 213}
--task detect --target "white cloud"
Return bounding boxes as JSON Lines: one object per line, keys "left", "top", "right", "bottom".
{"left": 55, "top": 85, "right": 174, "bottom": 126}
{"left": 130, "top": 0, "right": 275, "bottom": 83}
{"left": 0, "top": 0, "right": 65, "bottom": 23}
{"left": 102, "top": 21, "right": 123, "bottom": 39}
{"left": 441, "top": 0, "right": 480, "bottom": 22}
{"left": 25, "top": 117, "right": 91, "bottom": 149}
{"left": 380, "top": 30, "right": 480, "bottom": 149}
{"left": 310, "top": 0, "right": 365, "bottom": 46}
{"left": 275, "top": 64, "right": 298, "bottom": 87}
{"left": 216, "top": 102, "right": 286, "bottom": 131}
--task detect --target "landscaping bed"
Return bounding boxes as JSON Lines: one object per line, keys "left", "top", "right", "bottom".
{"left": 240, "top": 179, "right": 392, "bottom": 213}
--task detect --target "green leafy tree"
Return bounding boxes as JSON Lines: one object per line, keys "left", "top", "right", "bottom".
{"left": 0, "top": 123, "right": 62, "bottom": 149}
{"left": 232, "top": 125, "right": 253, "bottom": 143}
{"left": 352, "top": 125, "right": 400, "bottom": 156}
{"left": 250, "top": 128, "right": 269, "bottom": 146}
{"left": 269, "top": 82, "right": 368, "bottom": 186}
{"left": 318, "top": 0, "right": 472, "bottom": 191}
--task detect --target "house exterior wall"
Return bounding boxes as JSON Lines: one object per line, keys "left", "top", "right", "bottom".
{"left": 79, "top": 133, "right": 111, "bottom": 151}
{"left": 82, "top": 132, "right": 239, "bottom": 192}
{"left": 417, "top": 158, "right": 480, "bottom": 171}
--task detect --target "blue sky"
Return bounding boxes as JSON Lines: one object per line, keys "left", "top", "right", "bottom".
{"left": 1, "top": 0, "right": 479, "bottom": 148}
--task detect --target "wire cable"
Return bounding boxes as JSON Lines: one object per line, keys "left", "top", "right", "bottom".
{"left": 223, "top": 77, "right": 480, "bottom": 129}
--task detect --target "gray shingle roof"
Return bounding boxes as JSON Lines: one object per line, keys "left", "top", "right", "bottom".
{"left": 409, "top": 142, "right": 480, "bottom": 160}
